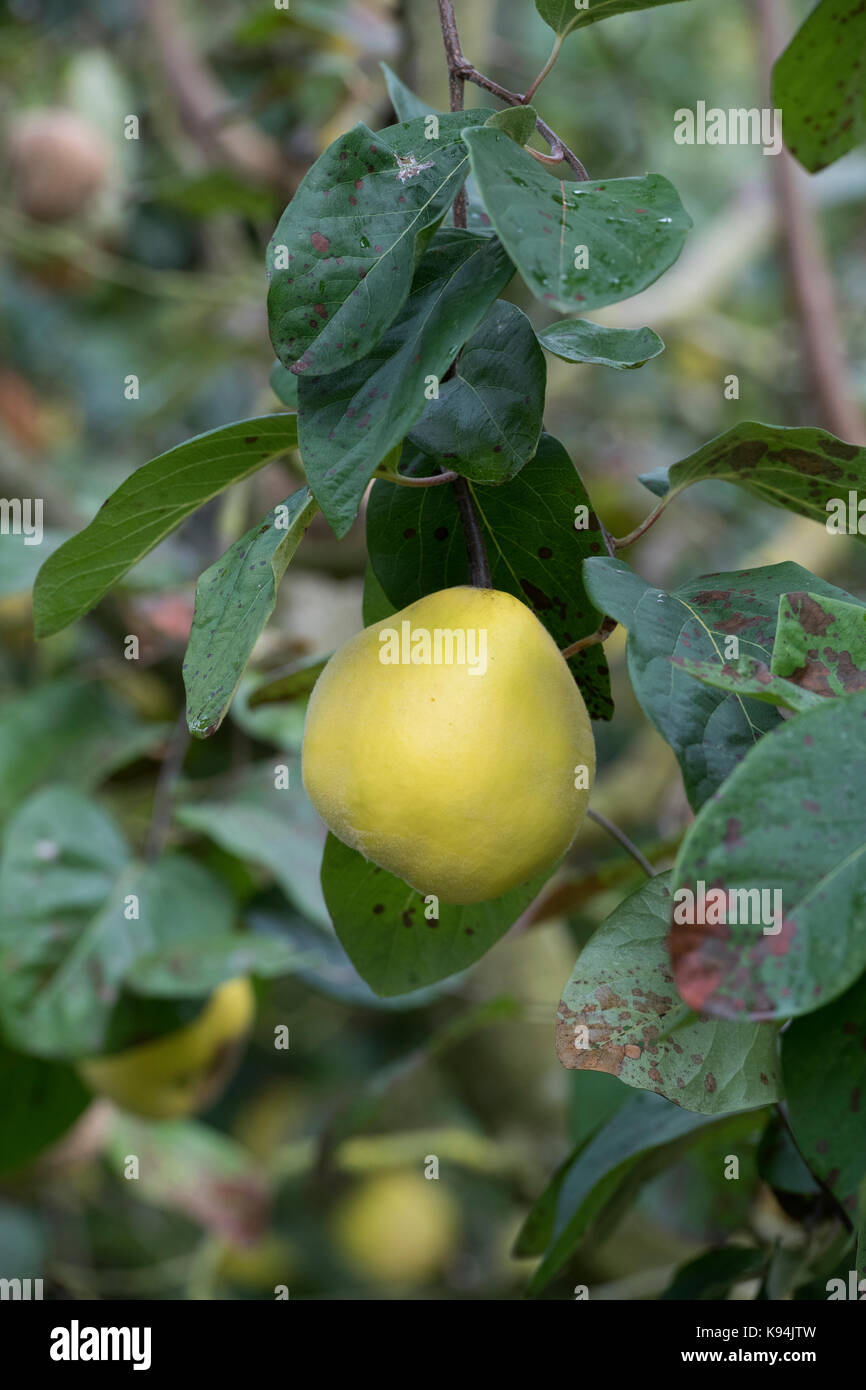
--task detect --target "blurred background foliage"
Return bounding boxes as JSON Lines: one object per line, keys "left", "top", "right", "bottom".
{"left": 0, "top": 0, "right": 863, "bottom": 1300}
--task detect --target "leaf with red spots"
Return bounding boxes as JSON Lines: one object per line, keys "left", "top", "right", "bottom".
{"left": 771, "top": 591, "right": 866, "bottom": 698}
{"left": 639, "top": 420, "right": 866, "bottom": 539}
{"left": 183, "top": 487, "right": 318, "bottom": 739}
{"left": 267, "top": 111, "right": 490, "bottom": 378}
{"left": 783, "top": 970, "right": 866, "bottom": 1215}
{"left": 297, "top": 229, "right": 512, "bottom": 537}
{"left": 556, "top": 874, "right": 781, "bottom": 1112}
{"left": 675, "top": 653, "right": 823, "bottom": 715}
{"left": 773, "top": 0, "right": 866, "bottom": 173}
{"left": 408, "top": 300, "right": 546, "bottom": 483}
{"left": 33, "top": 414, "right": 300, "bottom": 639}
{"left": 463, "top": 126, "right": 691, "bottom": 312}
{"left": 366, "top": 434, "right": 613, "bottom": 719}
{"left": 583, "top": 556, "right": 859, "bottom": 806}
{"left": 321, "top": 833, "right": 547, "bottom": 996}
{"left": 670, "top": 690, "right": 866, "bottom": 1022}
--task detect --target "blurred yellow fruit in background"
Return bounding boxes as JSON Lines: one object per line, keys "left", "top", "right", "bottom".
{"left": 76, "top": 977, "right": 255, "bottom": 1120}
{"left": 331, "top": 1171, "right": 460, "bottom": 1286}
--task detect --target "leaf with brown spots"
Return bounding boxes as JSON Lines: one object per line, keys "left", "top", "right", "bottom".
{"left": 639, "top": 420, "right": 866, "bottom": 538}
{"left": 783, "top": 971, "right": 866, "bottom": 1217}
{"left": 773, "top": 0, "right": 866, "bottom": 173}
{"left": 584, "top": 556, "right": 857, "bottom": 806}
{"left": 771, "top": 591, "right": 866, "bottom": 698}
{"left": 267, "top": 111, "right": 490, "bottom": 378}
{"left": 671, "top": 690, "right": 866, "bottom": 1022}
{"left": 321, "top": 833, "right": 548, "bottom": 996}
{"left": 556, "top": 874, "right": 781, "bottom": 1113}
{"left": 675, "top": 653, "right": 823, "bottom": 715}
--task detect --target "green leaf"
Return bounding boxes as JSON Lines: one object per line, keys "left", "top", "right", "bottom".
{"left": 538, "top": 318, "right": 664, "bottom": 369}
{"left": 0, "top": 680, "right": 168, "bottom": 828}
{"left": 463, "top": 127, "right": 691, "bottom": 312}
{"left": 557, "top": 874, "right": 782, "bottom": 1112}
{"left": 773, "top": 0, "right": 866, "bottom": 173}
{"left": 321, "top": 833, "right": 547, "bottom": 996}
{"left": 660, "top": 1245, "right": 768, "bottom": 1300}
{"left": 380, "top": 61, "right": 430, "bottom": 122}
{"left": 0, "top": 793, "right": 260, "bottom": 1055}
{"left": 176, "top": 762, "right": 329, "bottom": 927}
{"left": 0, "top": 882, "right": 139, "bottom": 1058}
{"left": 536, "top": 0, "right": 691, "bottom": 37}
{"left": 367, "top": 434, "right": 613, "bottom": 719}
{"left": 109, "top": 856, "right": 238, "bottom": 998}
{"left": 783, "top": 970, "right": 866, "bottom": 1216}
{"left": 0, "top": 785, "right": 129, "bottom": 921}
{"left": 408, "top": 300, "right": 546, "bottom": 482}
{"left": 675, "top": 653, "right": 824, "bottom": 715}
{"left": 0, "top": 1045, "right": 91, "bottom": 1174}
{"left": 583, "top": 557, "right": 858, "bottom": 807}
{"left": 671, "top": 690, "right": 866, "bottom": 1022}
{"left": 297, "top": 228, "right": 512, "bottom": 537}
{"left": 247, "top": 654, "right": 331, "bottom": 709}
{"left": 771, "top": 591, "right": 866, "bottom": 698}
{"left": 267, "top": 112, "right": 489, "bottom": 377}
{"left": 0, "top": 852, "right": 238, "bottom": 1056}
{"left": 485, "top": 105, "right": 538, "bottom": 145}
{"left": 183, "top": 487, "right": 319, "bottom": 738}
{"left": 126, "top": 932, "right": 300, "bottom": 996}
{"left": 33, "top": 415, "right": 300, "bottom": 637}
{"left": 527, "top": 1090, "right": 721, "bottom": 1293}
{"left": 639, "top": 420, "right": 866, "bottom": 538}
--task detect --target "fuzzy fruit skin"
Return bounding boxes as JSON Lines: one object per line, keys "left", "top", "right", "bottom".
{"left": 302, "top": 586, "right": 595, "bottom": 903}
{"left": 76, "top": 978, "right": 255, "bottom": 1120}
{"left": 332, "top": 1173, "right": 459, "bottom": 1286}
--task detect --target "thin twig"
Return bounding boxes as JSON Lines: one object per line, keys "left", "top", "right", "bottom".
{"left": 453, "top": 477, "right": 492, "bottom": 587}
{"left": 587, "top": 809, "right": 657, "bottom": 878}
{"left": 437, "top": 0, "right": 468, "bottom": 225}
{"left": 145, "top": 710, "right": 191, "bottom": 861}
{"left": 754, "top": 0, "right": 865, "bottom": 444}
{"left": 524, "top": 35, "right": 563, "bottom": 105}
{"left": 560, "top": 614, "right": 617, "bottom": 660}
{"left": 611, "top": 498, "right": 668, "bottom": 550}
{"left": 437, "top": 0, "right": 589, "bottom": 179}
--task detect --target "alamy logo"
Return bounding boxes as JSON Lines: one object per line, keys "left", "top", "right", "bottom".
{"left": 49, "top": 1320, "right": 152, "bottom": 1371}
{"left": 0, "top": 1277, "right": 42, "bottom": 1299}
{"left": 379, "top": 621, "right": 488, "bottom": 676}
{"left": 674, "top": 102, "right": 783, "bottom": 156}
{"left": 826, "top": 492, "right": 866, "bottom": 534}
{"left": 672, "top": 880, "right": 783, "bottom": 935}
{"left": 0, "top": 497, "right": 43, "bottom": 545}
